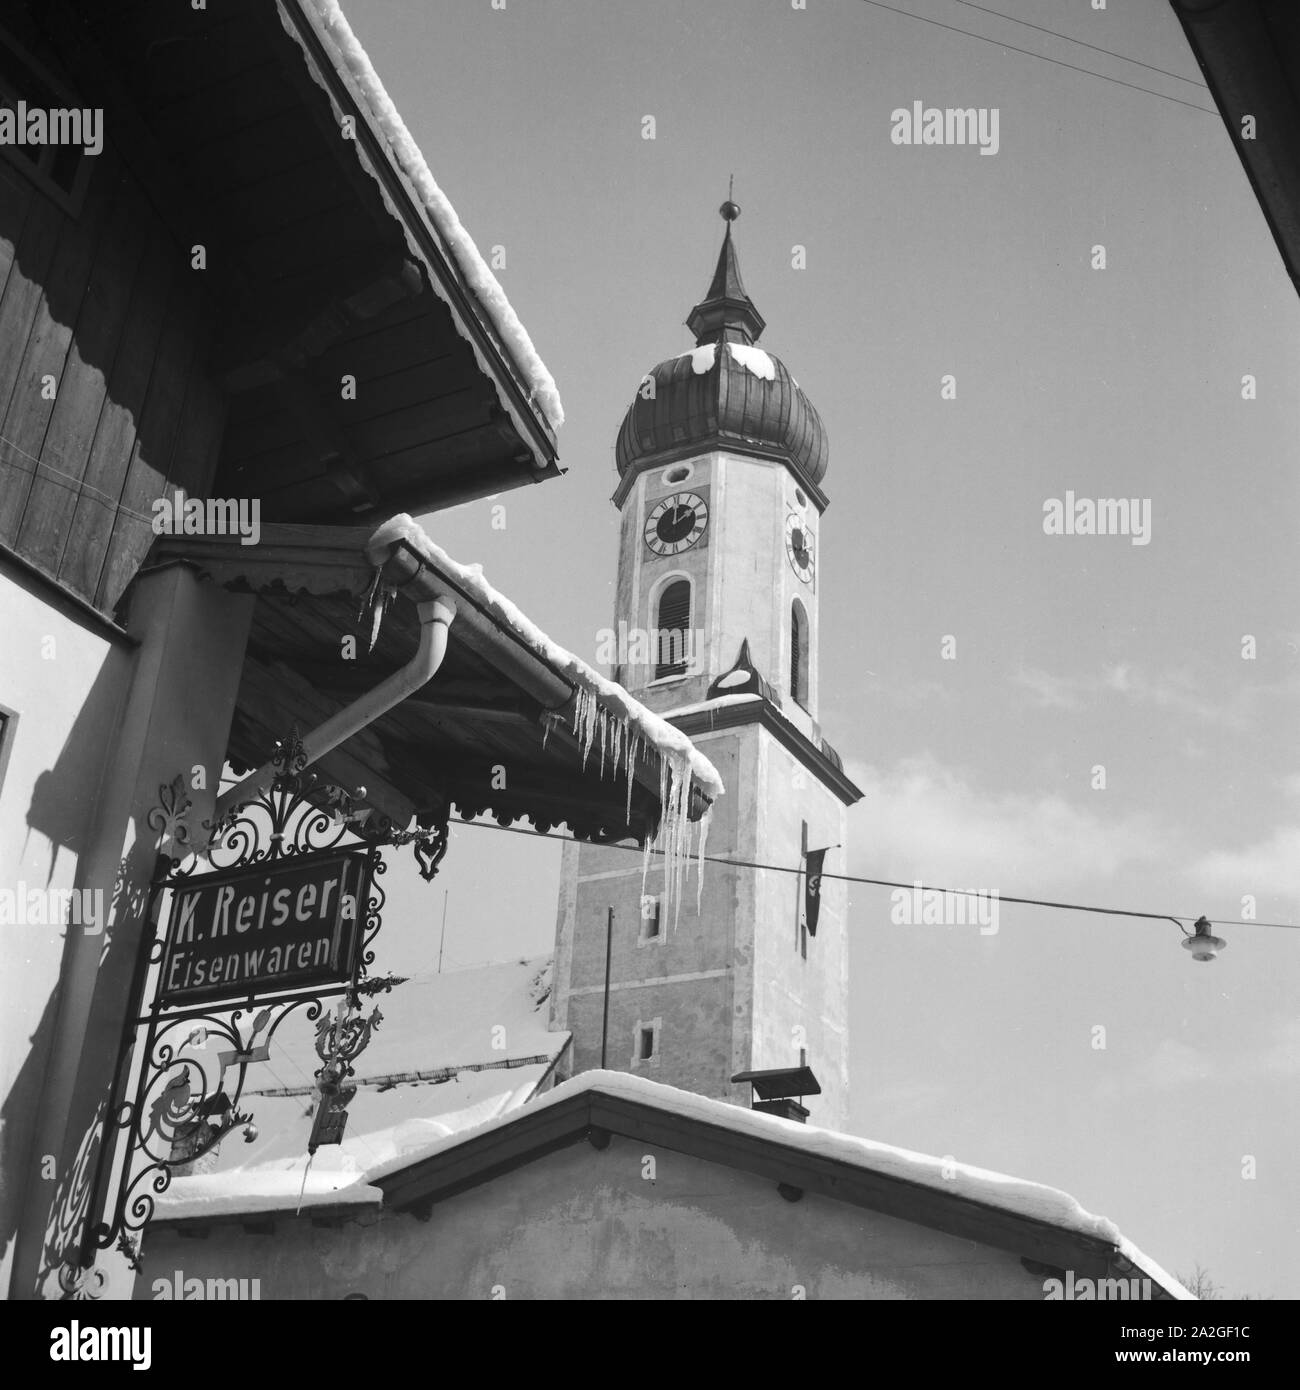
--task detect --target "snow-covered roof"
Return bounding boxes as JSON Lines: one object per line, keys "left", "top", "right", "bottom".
{"left": 300, "top": 0, "right": 563, "bottom": 431}
{"left": 154, "top": 959, "right": 566, "bottom": 1220}
{"left": 360, "top": 1073, "right": 1169, "bottom": 1260}
{"left": 152, "top": 1069, "right": 1192, "bottom": 1296}
{"left": 367, "top": 515, "right": 725, "bottom": 801}
{"left": 253, "top": 955, "right": 565, "bottom": 1088}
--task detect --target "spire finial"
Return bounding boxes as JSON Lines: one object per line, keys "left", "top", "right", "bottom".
{"left": 687, "top": 187, "right": 764, "bottom": 345}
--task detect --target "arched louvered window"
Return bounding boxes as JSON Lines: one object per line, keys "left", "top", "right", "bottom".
{"left": 655, "top": 579, "right": 692, "bottom": 679}
{"left": 791, "top": 600, "right": 810, "bottom": 708}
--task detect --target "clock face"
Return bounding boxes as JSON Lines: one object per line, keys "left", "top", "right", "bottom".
{"left": 785, "top": 513, "right": 815, "bottom": 583}
{"left": 644, "top": 492, "right": 709, "bottom": 556}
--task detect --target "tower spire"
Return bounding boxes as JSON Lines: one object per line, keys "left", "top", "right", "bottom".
{"left": 686, "top": 194, "right": 766, "bottom": 347}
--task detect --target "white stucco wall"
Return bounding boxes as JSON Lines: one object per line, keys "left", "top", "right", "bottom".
{"left": 1, "top": 563, "right": 254, "bottom": 1300}
{"left": 136, "top": 1134, "right": 1049, "bottom": 1300}
{"left": 0, "top": 564, "right": 135, "bottom": 1295}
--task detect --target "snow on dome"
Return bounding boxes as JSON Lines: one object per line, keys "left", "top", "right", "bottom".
{"left": 303, "top": 0, "right": 564, "bottom": 430}
{"left": 673, "top": 344, "right": 717, "bottom": 375}
{"left": 727, "top": 343, "right": 776, "bottom": 381}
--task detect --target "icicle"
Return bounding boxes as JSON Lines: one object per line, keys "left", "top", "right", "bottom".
{"left": 295, "top": 1152, "right": 313, "bottom": 1216}
{"left": 609, "top": 718, "right": 622, "bottom": 790}
{"left": 357, "top": 569, "right": 394, "bottom": 654}
{"left": 651, "top": 754, "right": 695, "bottom": 935}
{"left": 561, "top": 683, "right": 713, "bottom": 931}
{"left": 571, "top": 687, "right": 600, "bottom": 769}
{"left": 640, "top": 825, "right": 653, "bottom": 910}
{"left": 625, "top": 729, "right": 643, "bottom": 825}
{"left": 694, "top": 800, "right": 713, "bottom": 916}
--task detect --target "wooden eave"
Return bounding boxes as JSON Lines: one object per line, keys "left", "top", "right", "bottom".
{"left": 51, "top": 0, "right": 559, "bottom": 522}
{"left": 152, "top": 524, "right": 701, "bottom": 846}
{"left": 1171, "top": 0, "right": 1300, "bottom": 298}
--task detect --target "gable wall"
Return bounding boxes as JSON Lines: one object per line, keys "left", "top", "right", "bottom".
{"left": 137, "top": 1132, "right": 1049, "bottom": 1300}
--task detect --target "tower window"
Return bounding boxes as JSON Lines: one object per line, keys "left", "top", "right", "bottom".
{"left": 632, "top": 1017, "right": 661, "bottom": 1065}
{"left": 654, "top": 579, "right": 692, "bottom": 679}
{"left": 664, "top": 464, "right": 692, "bottom": 484}
{"left": 791, "top": 600, "right": 810, "bottom": 708}
{"left": 638, "top": 894, "right": 662, "bottom": 944}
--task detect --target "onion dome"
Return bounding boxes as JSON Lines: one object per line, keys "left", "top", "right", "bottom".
{"left": 615, "top": 202, "right": 829, "bottom": 502}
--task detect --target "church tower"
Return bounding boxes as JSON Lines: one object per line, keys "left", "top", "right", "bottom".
{"left": 551, "top": 203, "right": 862, "bottom": 1131}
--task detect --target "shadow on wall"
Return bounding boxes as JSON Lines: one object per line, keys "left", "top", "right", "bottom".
{"left": 0, "top": 647, "right": 134, "bottom": 1294}
{"left": 22, "top": 640, "right": 132, "bottom": 886}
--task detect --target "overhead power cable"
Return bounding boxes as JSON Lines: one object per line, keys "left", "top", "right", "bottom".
{"left": 951, "top": 0, "right": 1208, "bottom": 89}
{"left": 448, "top": 817, "right": 1297, "bottom": 931}
{"left": 857, "top": 0, "right": 1219, "bottom": 116}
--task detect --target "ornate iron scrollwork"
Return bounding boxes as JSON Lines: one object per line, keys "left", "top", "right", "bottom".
{"left": 386, "top": 818, "right": 449, "bottom": 881}
{"left": 76, "top": 729, "right": 427, "bottom": 1281}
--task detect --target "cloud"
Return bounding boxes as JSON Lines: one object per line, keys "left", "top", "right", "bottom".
{"left": 845, "top": 754, "right": 1170, "bottom": 890}
{"left": 1097, "top": 1019, "right": 1300, "bottom": 1099}
{"left": 1012, "top": 667, "right": 1085, "bottom": 711}
{"left": 1013, "top": 664, "right": 1300, "bottom": 734}
{"left": 1188, "top": 825, "right": 1300, "bottom": 902}
{"left": 865, "top": 1079, "right": 952, "bottom": 1119}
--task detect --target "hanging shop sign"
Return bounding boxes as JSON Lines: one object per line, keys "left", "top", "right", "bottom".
{"left": 157, "top": 848, "right": 372, "bottom": 1007}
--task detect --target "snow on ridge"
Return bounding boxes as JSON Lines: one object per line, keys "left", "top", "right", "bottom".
{"left": 153, "top": 1169, "right": 383, "bottom": 1221}
{"left": 658, "top": 693, "right": 761, "bottom": 718}
{"left": 360, "top": 1071, "right": 1167, "bottom": 1272}
{"left": 368, "top": 515, "right": 724, "bottom": 800}
{"left": 150, "top": 1071, "right": 1191, "bottom": 1291}
{"left": 306, "top": 0, "right": 564, "bottom": 430}
{"left": 1118, "top": 1236, "right": 1196, "bottom": 1301}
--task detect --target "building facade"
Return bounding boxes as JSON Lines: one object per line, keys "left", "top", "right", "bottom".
{"left": 0, "top": 0, "right": 716, "bottom": 1301}
{"left": 551, "top": 206, "right": 862, "bottom": 1131}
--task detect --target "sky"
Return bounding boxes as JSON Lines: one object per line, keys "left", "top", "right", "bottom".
{"left": 339, "top": 0, "right": 1300, "bottom": 1298}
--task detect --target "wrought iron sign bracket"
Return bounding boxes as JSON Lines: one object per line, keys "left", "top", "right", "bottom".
{"left": 74, "top": 730, "right": 441, "bottom": 1285}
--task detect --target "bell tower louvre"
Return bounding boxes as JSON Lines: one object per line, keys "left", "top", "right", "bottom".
{"left": 551, "top": 203, "right": 862, "bottom": 1132}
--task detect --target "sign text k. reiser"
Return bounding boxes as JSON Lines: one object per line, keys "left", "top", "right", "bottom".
{"left": 157, "top": 849, "right": 371, "bottom": 1006}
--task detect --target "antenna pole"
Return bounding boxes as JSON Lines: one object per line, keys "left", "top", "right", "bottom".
{"left": 600, "top": 907, "right": 614, "bottom": 1069}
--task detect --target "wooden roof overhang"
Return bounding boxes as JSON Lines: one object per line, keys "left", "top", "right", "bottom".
{"left": 55, "top": 0, "right": 559, "bottom": 520}
{"left": 153, "top": 524, "right": 705, "bottom": 846}
{"left": 1172, "top": 0, "right": 1300, "bottom": 298}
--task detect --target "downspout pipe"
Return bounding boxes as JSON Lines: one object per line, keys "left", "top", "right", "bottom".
{"left": 209, "top": 595, "right": 457, "bottom": 833}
